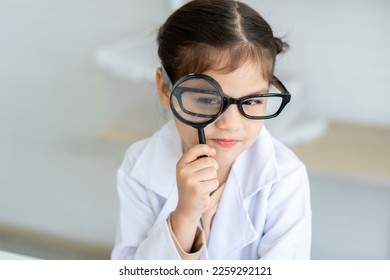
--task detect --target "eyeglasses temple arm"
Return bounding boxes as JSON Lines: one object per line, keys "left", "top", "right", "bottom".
{"left": 271, "top": 75, "right": 290, "bottom": 95}
{"left": 161, "top": 65, "right": 174, "bottom": 90}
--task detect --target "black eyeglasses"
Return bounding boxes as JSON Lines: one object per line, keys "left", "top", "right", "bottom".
{"left": 162, "top": 66, "right": 291, "bottom": 122}
{"left": 161, "top": 65, "right": 291, "bottom": 144}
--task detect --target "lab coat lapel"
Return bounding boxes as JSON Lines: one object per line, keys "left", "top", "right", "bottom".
{"left": 206, "top": 127, "right": 280, "bottom": 259}
{"left": 130, "top": 120, "right": 182, "bottom": 199}
{"left": 206, "top": 172, "right": 259, "bottom": 259}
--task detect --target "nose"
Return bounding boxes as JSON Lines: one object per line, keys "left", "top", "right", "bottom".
{"left": 214, "top": 103, "right": 242, "bottom": 131}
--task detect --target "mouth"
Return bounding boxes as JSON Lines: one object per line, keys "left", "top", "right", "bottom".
{"left": 212, "top": 138, "right": 239, "bottom": 148}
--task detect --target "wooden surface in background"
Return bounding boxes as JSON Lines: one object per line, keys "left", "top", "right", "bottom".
{"left": 292, "top": 122, "right": 390, "bottom": 184}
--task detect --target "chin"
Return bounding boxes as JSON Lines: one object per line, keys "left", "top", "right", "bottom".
{"left": 214, "top": 153, "right": 236, "bottom": 167}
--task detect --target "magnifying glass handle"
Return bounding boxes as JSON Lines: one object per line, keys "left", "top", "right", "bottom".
{"left": 197, "top": 127, "right": 206, "bottom": 144}
{"left": 197, "top": 127, "right": 207, "bottom": 158}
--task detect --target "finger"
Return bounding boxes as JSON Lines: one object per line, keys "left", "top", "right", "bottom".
{"left": 188, "top": 178, "right": 219, "bottom": 196}
{"left": 192, "top": 166, "right": 218, "bottom": 182}
{"left": 181, "top": 144, "right": 216, "bottom": 164}
{"left": 186, "top": 156, "right": 219, "bottom": 173}
{"left": 199, "top": 178, "right": 220, "bottom": 194}
{"left": 177, "top": 157, "right": 218, "bottom": 184}
{"left": 178, "top": 164, "right": 217, "bottom": 190}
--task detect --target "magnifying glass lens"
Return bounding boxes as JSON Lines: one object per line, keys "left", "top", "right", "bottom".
{"left": 170, "top": 78, "right": 223, "bottom": 125}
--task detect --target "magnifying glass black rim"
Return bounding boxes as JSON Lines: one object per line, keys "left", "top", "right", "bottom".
{"left": 169, "top": 73, "right": 224, "bottom": 128}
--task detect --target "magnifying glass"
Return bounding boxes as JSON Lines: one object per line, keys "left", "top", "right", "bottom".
{"left": 169, "top": 73, "right": 224, "bottom": 144}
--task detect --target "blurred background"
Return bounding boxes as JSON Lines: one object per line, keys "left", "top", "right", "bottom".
{"left": 0, "top": 0, "right": 389, "bottom": 259}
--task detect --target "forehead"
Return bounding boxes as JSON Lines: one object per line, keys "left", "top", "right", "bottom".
{"left": 177, "top": 44, "right": 273, "bottom": 81}
{"left": 203, "top": 61, "right": 269, "bottom": 97}
{"left": 204, "top": 58, "right": 263, "bottom": 77}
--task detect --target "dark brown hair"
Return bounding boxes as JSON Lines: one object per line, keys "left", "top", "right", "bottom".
{"left": 157, "top": 0, "right": 288, "bottom": 83}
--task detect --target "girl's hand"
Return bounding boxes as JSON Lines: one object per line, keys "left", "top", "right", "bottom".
{"left": 170, "top": 144, "right": 219, "bottom": 252}
{"left": 175, "top": 144, "right": 219, "bottom": 220}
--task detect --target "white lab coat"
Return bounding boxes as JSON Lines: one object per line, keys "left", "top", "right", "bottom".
{"left": 111, "top": 120, "right": 311, "bottom": 260}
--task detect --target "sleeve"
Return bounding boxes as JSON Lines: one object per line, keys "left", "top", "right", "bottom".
{"left": 111, "top": 164, "right": 181, "bottom": 260}
{"left": 258, "top": 165, "right": 312, "bottom": 260}
{"left": 167, "top": 214, "right": 205, "bottom": 260}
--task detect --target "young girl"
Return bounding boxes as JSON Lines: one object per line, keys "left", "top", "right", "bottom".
{"left": 112, "top": 0, "right": 311, "bottom": 260}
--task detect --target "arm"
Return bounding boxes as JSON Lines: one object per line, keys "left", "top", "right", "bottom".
{"left": 111, "top": 168, "right": 181, "bottom": 260}
{"left": 170, "top": 144, "right": 219, "bottom": 253}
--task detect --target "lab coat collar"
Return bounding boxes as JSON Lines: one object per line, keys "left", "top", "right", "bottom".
{"left": 233, "top": 126, "right": 281, "bottom": 199}
{"left": 130, "top": 120, "right": 182, "bottom": 198}
{"left": 205, "top": 127, "right": 281, "bottom": 259}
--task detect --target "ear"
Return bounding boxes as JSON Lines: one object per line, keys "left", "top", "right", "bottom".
{"left": 155, "top": 67, "right": 171, "bottom": 109}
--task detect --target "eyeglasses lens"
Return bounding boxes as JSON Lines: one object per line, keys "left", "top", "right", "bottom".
{"left": 242, "top": 96, "right": 283, "bottom": 117}
{"left": 171, "top": 78, "right": 222, "bottom": 124}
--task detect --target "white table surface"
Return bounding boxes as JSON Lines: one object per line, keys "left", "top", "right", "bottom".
{"left": 0, "top": 250, "right": 37, "bottom": 260}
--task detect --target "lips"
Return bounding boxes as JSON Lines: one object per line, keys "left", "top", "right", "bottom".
{"left": 212, "top": 139, "right": 238, "bottom": 148}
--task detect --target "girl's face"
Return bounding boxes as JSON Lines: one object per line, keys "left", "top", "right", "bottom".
{"left": 157, "top": 61, "right": 268, "bottom": 170}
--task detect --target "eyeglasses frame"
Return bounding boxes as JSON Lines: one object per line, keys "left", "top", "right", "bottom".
{"left": 161, "top": 65, "right": 291, "bottom": 127}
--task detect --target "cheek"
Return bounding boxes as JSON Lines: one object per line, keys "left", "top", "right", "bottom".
{"left": 249, "top": 120, "right": 265, "bottom": 137}
{"left": 242, "top": 122, "right": 264, "bottom": 149}
{"left": 174, "top": 119, "right": 199, "bottom": 150}
{"left": 246, "top": 116, "right": 264, "bottom": 127}
{"left": 241, "top": 120, "right": 265, "bottom": 149}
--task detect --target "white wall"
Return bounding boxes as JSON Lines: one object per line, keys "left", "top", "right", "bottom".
{"left": 0, "top": 0, "right": 165, "bottom": 143}
{"left": 0, "top": 0, "right": 167, "bottom": 246}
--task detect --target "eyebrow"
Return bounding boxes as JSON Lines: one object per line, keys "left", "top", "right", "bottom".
{"left": 224, "top": 87, "right": 269, "bottom": 97}
{"left": 252, "top": 88, "right": 269, "bottom": 94}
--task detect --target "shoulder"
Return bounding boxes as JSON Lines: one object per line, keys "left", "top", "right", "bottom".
{"left": 252, "top": 127, "right": 305, "bottom": 172}
{"left": 119, "top": 138, "right": 150, "bottom": 174}
{"left": 119, "top": 120, "right": 179, "bottom": 174}
{"left": 271, "top": 135, "right": 305, "bottom": 174}
{"left": 263, "top": 130, "right": 310, "bottom": 195}
{"left": 117, "top": 120, "right": 182, "bottom": 198}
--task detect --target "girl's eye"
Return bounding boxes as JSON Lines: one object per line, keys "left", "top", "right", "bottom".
{"left": 196, "top": 97, "right": 219, "bottom": 105}
{"left": 243, "top": 99, "right": 263, "bottom": 106}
